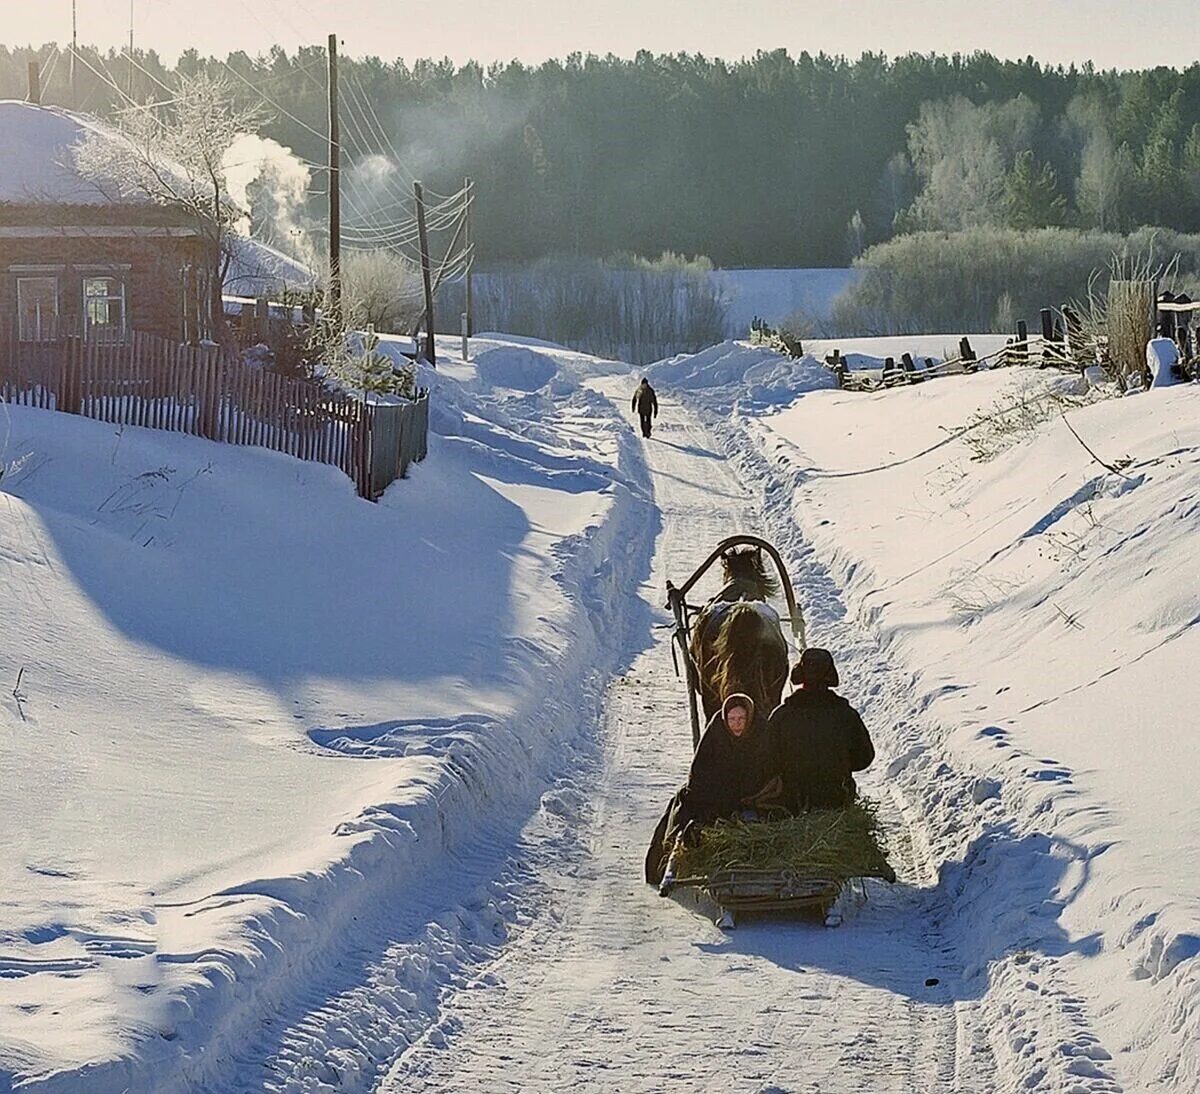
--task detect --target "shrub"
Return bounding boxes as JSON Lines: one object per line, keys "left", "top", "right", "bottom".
{"left": 831, "top": 226, "right": 1200, "bottom": 335}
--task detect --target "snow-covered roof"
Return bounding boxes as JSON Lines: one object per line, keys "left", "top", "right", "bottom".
{"left": 0, "top": 101, "right": 316, "bottom": 290}
{"left": 0, "top": 99, "right": 151, "bottom": 206}
{"left": 224, "top": 234, "right": 318, "bottom": 296}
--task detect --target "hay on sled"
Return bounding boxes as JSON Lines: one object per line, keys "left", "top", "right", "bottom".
{"left": 673, "top": 799, "right": 892, "bottom": 882}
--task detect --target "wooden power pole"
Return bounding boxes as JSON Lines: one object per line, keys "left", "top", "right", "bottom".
{"left": 414, "top": 180, "right": 436, "bottom": 367}
{"left": 464, "top": 176, "right": 474, "bottom": 338}
{"left": 327, "top": 33, "right": 342, "bottom": 324}
{"left": 71, "top": 0, "right": 78, "bottom": 109}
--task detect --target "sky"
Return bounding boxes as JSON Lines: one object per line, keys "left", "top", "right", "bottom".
{"left": 6, "top": 0, "right": 1199, "bottom": 71}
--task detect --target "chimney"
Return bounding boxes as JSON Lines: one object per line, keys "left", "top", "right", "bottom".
{"left": 27, "top": 60, "right": 41, "bottom": 105}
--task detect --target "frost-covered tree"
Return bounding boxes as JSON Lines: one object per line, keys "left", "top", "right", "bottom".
{"left": 872, "top": 152, "right": 918, "bottom": 236}
{"left": 845, "top": 209, "right": 866, "bottom": 260}
{"left": 1075, "top": 127, "right": 1136, "bottom": 231}
{"left": 903, "top": 96, "right": 1041, "bottom": 230}
{"left": 73, "top": 73, "right": 264, "bottom": 341}
{"left": 342, "top": 250, "right": 425, "bottom": 333}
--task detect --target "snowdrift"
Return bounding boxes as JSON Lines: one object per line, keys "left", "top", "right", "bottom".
{"left": 473, "top": 345, "right": 559, "bottom": 392}
{"left": 0, "top": 336, "right": 653, "bottom": 1091}
{"left": 647, "top": 340, "right": 835, "bottom": 409}
{"left": 715, "top": 358, "right": 1200, "bottom": 1092}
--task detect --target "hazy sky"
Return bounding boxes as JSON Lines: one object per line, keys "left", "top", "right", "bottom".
{"left": 8, "top": 0, "right": 1199, "bottom": 70}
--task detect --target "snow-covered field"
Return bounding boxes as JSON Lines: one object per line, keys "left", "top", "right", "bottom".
{"left": 2, "top": 329, "right": 1197, "bottom": 1092}
{"left": 715, "top": 268, "right": 862, "bottom": 334}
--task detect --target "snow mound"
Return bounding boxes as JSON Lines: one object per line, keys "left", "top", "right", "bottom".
{"left": 728, "top": 367, "right": 1200, "bottom": 1092}
{"left": 0, "top": 335, "right": 651, "bottom": 1091}
{"left": 647, "top": 340, "right": 835, "bottom": 409}
{"left": 474, "top": 346, "right": 560, "bottom": 391}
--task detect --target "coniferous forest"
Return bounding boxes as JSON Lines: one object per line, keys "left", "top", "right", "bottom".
{"left": 5, "top": 45, "right": 1200, "bottom": 269}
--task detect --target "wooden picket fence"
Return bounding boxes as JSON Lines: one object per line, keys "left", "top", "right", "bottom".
{"left": 0, "top": 325, "right": 428, "bottom": 499}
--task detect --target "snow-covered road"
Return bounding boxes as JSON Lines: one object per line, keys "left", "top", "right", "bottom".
{"left": 378, "top": 385, "right": 997, "bottom": 1092}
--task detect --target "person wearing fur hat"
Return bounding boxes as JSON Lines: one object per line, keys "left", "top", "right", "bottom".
{"left": 767, "top": 648, "right": 875, "bottom": 811}
{"left": 644, "top": 692, "right": 781, "bottom": 885}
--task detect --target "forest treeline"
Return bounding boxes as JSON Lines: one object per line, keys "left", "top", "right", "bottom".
{"left": 5, "top": 44, "right": 1200, "bottom": 268}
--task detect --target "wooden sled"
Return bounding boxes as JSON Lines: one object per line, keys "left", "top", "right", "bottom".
{"left": 663, "top": 861, "right": 893, "bottom": 929}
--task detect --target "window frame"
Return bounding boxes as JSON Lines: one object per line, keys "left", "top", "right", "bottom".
{"left": 81, "top": 274, "right": 128, "bottom": 340}
{"left": 15, "top": 274, "right": 61, "bottom": 341}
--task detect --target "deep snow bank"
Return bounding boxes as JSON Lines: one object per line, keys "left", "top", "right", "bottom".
{"left": 717, "top": 362, "right": 1200, "bottom": 1091}
{"left": 0, "top": 335, "right": 653, "bottom": 1090}
{"left": 647, "top": 340, "right": 835, "bottom": 409}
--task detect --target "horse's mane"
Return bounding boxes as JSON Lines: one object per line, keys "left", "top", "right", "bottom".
{"left": 707, "top": 602, "right": 788, "bottom": 718}
{"left": 721, "top": 545, "right": 780, "bottom": 599}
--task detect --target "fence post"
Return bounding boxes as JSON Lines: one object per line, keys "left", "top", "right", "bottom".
{"left": 1039, "top": 308, "right": 1055, "bottom": 367}
{"left": 1157, "top": 292, "right": 1176, "bottom": 340}
{"left": 1173, "top": 293, "right": 1192, "bottom": 359}
{"left": 959, "top": 337, "right": 976, "bottom": 372}
{"left": 1015, "top": 320, "right": 1028, "bottom": 366}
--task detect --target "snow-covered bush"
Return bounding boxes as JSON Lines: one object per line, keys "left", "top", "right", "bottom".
{"left": 343, "top": 250, "right": 425, "bottom": 334}
{"left": 831, "top": 226, "right": 1200, "bottom": 336}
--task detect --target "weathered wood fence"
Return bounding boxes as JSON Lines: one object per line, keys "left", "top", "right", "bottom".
{"left": 0, "top": 326, "right": 427, "bottom": 500}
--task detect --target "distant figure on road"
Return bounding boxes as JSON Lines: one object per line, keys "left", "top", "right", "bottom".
{"left": 632, "top": 377, "right": 658, "bottom": 438}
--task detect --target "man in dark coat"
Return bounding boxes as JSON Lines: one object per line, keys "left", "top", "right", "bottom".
{"left": 767, "top": 648, "right": 875, "bottom": 811}
{"left": 631, "top": 377, "right": 658, "bottom": 438}
{"left": 645, "top": 693, "right": 780, "bottom": 886}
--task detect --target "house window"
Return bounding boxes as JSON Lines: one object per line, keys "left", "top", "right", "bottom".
{"left": 16, "top": 276, "right": 59, "bottom": 340}
{"left": 83, "top": 276, "right": 126, "bottom": 337}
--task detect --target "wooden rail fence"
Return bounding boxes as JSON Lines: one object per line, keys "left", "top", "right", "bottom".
{"left": 0, "top": 326, "right": 427, "bottom": 499}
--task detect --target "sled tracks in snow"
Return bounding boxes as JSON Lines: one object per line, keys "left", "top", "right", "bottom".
{"left": 383, "top": 389, "right": 993, "bottom": 1093}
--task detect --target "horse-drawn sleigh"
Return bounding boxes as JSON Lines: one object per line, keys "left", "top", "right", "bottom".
{"left": 652, "top": 535, "right": 894, "bottom": 928}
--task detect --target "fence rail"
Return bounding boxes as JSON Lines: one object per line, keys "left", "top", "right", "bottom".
{"left": 0, "top": 326, "right": 427, "bottom": 500}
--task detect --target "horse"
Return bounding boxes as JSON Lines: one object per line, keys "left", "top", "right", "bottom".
{"left": 688, "top": 546, "right": 792, "bottom": 725}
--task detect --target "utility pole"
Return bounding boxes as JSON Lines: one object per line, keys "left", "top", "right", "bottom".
{"left": 414, "top": 181, "right": 436, "bottom": 367}
{"left": 464, "top": 175, "right": 474, "bottom": 338}
{"left": 128, "top": 0, "right": 135, "bottom": 98}
{"left": 327, "top": 33, "right": 342, "bottom": 324}
{"left": 71, "top": 0, "right": 78, "bottom": 109}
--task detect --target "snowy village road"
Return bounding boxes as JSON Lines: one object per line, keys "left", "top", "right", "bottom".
{"left": 379, "top": 386, "right": 995, "bottom": 1093}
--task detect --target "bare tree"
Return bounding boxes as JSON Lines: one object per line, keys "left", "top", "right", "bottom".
{"left": 73, "top": 73, "right": 264, "bottom": 342}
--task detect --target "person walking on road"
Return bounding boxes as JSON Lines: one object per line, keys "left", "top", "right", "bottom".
{"left": 632, "top": 377, "right": 658, "bottom": 439}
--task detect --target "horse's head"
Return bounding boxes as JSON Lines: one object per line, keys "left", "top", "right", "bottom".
{"left": 720, "top": 545, "right": 780, "bottom": 600}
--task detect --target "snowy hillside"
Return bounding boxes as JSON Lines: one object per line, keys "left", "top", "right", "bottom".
{"left": 661, "top": 340, "right": 1200, "bottom": 1092}
{"left": 0, "top": 337, "right": 652, "bottom": 1091}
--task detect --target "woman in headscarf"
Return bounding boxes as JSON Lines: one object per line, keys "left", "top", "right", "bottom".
{"left": 644, "top": 693, "right": 781, "bottom": 886}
